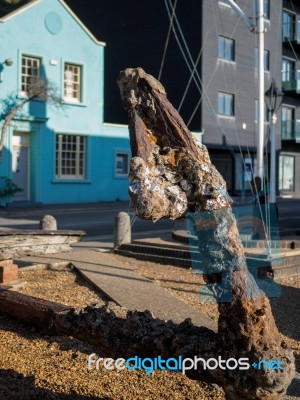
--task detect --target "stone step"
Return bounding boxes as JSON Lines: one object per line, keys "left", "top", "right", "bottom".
{"left": 115, "top": 247, "right": 193, "bottom": 269}
{"left": 119, "top": 242, "right": 198, "bottom": 260}
{"left": 172, "top": 230, "right": 300, "bottom": 249}
{"left": 116, "top": 241, "right": 300, "bottom": 279}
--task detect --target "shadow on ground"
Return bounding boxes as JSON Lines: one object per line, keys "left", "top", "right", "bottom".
{"left": 0, "top": 369, "right": 112, "bottom": 400}
{"left": 270, "top": 283, "right": 300, "bottom": 342}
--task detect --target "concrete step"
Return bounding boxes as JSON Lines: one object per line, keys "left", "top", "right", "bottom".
{"left": 115, "top": 247, "right": 193, "bottom": 269}
{"left": 172, "top": 230, "right": 300, "bottom": 249}
{"left": 116, "top": 240, "right": 300, "bottom": 279}
{"left": 118, "top": 242, "right": 198, "bottom": 260}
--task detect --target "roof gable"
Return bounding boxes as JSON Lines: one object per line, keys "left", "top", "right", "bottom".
{"left": 0, "top": 0, "right": 105, "bottom": 46}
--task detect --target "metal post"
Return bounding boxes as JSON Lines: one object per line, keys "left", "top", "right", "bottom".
{"left": 256, "top": 0, "right": 265, "bottom": 179}
{"left": 265, "top": 80, "right": 283, "bottom": 205}
{"left": 270, "top": 113, "right": 277, "bottom": 203}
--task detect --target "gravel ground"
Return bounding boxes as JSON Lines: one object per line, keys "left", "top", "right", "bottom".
{"left": 0, "top": 254, "right": 299, "bottom": 399}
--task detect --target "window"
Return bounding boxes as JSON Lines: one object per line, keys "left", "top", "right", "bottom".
{"left": 64, "top": 63, "right": 82, "bottom": 102}
{"left": 263, "top": 0, "right": 270, "bottom": 20}
{"left": 218, "top": 36, "right": 235, "bottom": 61}
{"left": 255, "top": 100, "right": 270, "bottom": 122}
{"left": 21, "top": 56, "right": 40, "bottom": 95}
{"left": 235, "top": 154, "right": 254, "bottom": 191}
{"left": 210, "top": 152, "right": 233, "bottom": 192}
{"left": 56, "top": 135, "right": 86, "bottom": 179}
{"left": 281, "top": 106, "right": 295, "bottom": 140}
{"left": 283, "top": 11, "right": 295, "bottom": 40}
{"left": 255, "top": 49, "right": 270, "bottom": 71}
{"left": 264, "top": 50, "right": 270, "bottom": 71}
{"left": 218, "top": 92, "right": 234, "bottom": 116}
{"left": 279, "top": 155, "right": 294, "bottom": 191}
{"left": 282, "top": 58, "right": 295, "bottom": 82}
{"left": 115, "top": 153, "right": 129, "bottom": 176}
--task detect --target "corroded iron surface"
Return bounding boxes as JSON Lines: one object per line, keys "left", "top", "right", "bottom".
{"left": 117, "top": 67, "right": 295, "bottom": 400}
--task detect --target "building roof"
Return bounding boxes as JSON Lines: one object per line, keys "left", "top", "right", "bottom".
{"left": 0, "top": 0, "right": 106, "bottom": 46}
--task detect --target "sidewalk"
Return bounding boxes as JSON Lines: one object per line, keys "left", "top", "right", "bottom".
{"left": 17, "top": 247, "right": 217, "bottom": 332}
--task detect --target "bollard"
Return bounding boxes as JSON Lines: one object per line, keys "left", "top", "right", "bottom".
{"left": 114, "top": 212, "right": 131, "bottom": 249}
{"left": 39, "top": 215, "right": 57, "bottom": 230}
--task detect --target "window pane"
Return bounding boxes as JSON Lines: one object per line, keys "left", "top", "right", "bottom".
{"left": 255, "top": 48, "right": 270, "bottom": 71}
{"left": 281, "top": 107, "right": 295, "bottom": 140}
{"left": 264, "top": 50, "right": 270, "bottom": 71}
{"left": 218, "top": 92, "right": 234, "bottom": 116}
{"left": 116, "top": 153, "right": 129, "bottom": 175}
{"left": 64, "top": 64, "right": 81, "bottom": 102}
{"left": 263, "top": 0, "right": 270, "bottom": 19}
{"left": 282, "top": 59, "right": 294, "bottom": 81}
{"left": 218, "top": 36, "right": 234, "bottom": 61}
{"left": 56, "top": 135, "right": 86, "bottom": 179}
{"left": 218, "top": 93, "right": 224, "bottom": 114}
{"left": 218, "top": 36, "right": 225, "bottom": 58}
{"left": 21, "top": 56, "right": 40, "bottom": 95}
{"left": 255, "top": 100, "right": 269, "bottom": 122}
{"left": 225, "top": 95, "right": 231, "bottom": 115}
{"left": 279, "top": 155, "right": 294, "bottom": 190}
{"left": 283, "top": 11, "right": 295, "bottom": 40}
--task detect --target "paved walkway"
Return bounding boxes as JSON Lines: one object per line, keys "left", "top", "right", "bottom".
{"left": 13, "top": 242, "right": 300, "bottom": 399}
{"left": 17, "top": 248, "right": 217, "bottom": 332}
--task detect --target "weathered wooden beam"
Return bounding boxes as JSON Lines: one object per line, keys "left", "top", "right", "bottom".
{"left": 117, "top": 67, "right": 295, "bottom": 400}
{"left": 0, "top": 230, "right": 85, "bottom": 260}
{"left": 0, "top": 289, "right": 221, "bottom": 384}
{"left": 0, "top": 289, "right": 70, "bottom": 330}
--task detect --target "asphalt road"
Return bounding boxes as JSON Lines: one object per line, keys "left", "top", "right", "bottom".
{"left": 0, "top": 201, "right": 184, "bottom": 237}
{"left": 0, "top": 198, "right": 299, "bottom": 238}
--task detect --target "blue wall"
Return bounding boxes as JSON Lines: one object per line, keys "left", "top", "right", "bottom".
{"left": 0, "top": 0, "right": 131, "bottom": 204}
{"left": 33, "top": 130, "right": 131, "bottom": 203}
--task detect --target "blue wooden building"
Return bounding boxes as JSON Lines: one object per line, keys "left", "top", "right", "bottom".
{"left": 0, "top": 0, "right": 130, "bottom": 205}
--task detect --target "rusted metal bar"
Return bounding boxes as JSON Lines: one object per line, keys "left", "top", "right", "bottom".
{"left": 117, "top": 67, "right": 295, "bottom": 400}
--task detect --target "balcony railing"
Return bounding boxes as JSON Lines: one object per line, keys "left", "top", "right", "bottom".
{"left": 281, "top": 120, "right": 300, "bottom": 142}
{"left": 282, "top": 70, "right": 300, "bottom": 93}
{"left": 283, "top": 21, "right": 300, "bottom": 44}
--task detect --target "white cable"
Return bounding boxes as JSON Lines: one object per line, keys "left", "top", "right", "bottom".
{"left": 158, "top": 0, "right": 178, "bottom": 80}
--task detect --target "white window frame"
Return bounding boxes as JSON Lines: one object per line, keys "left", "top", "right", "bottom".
{"left": 64, "top": 63, "right": 82, "bottom": 103}
{"left": 115, "top": 152, "right": 130, "bottom": 177}
{"left": 21, "top": 55, "right": 41, "bottom": 96}
{"left": 56, "top": 134, "right": 86, "bottom": 180}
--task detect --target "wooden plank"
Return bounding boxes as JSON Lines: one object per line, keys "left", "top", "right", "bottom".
{"left": 0, "top": 289, "right": 70, "bottom": 329}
